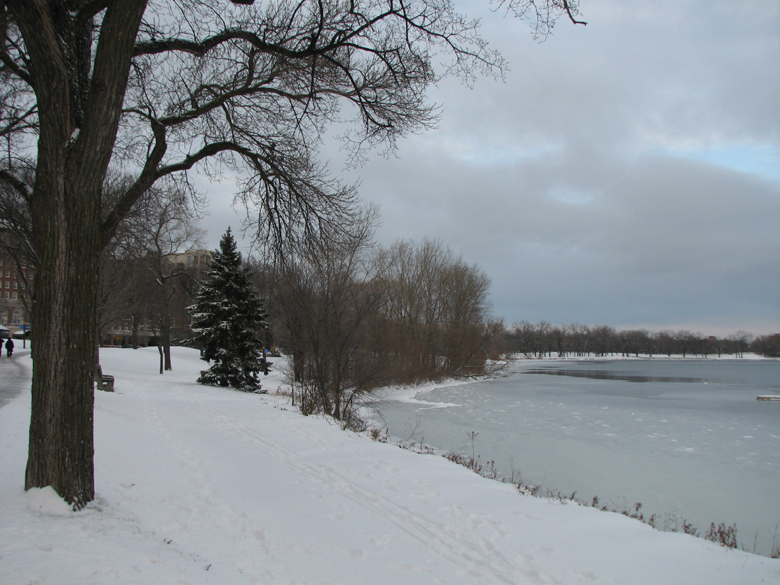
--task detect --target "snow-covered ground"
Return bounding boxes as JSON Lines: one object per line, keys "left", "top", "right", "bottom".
{"left": 1, "top": 347, "right": 778, "bottom": 584}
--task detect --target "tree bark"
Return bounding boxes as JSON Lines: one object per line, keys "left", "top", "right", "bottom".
{"left": 10, "top": 0, "right": 148, "bottom": 508}
{"left": 26, "top": 184, "right": 101, "bottom": 508}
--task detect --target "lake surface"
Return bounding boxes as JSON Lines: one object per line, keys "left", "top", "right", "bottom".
{"left": 372, "top": 358, "right": 780, "bottom": 555}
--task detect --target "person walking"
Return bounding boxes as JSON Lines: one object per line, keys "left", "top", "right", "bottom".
{"left": 5, "top": 337, "right": 14, "bottom": 358}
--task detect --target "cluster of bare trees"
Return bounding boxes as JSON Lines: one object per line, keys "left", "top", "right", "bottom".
{"left": 372, "top": 240, "right": 502, "bottom": 381}
{"left": 253, "top": 225, "right": 500, "bottom": 423}
{"left": 751, "top": 334, "right": 780, "bottom": 358}
{"left": 98, "top": 180, "right": 204, "bottom": 371}
{"left": 257, "top": 216, "right": 382, "bottom": 423}
{"left": 505, "top": 322, "right": 763, "bottom": 359}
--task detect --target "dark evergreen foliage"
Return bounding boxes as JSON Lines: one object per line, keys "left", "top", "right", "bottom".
{"left": 190, "top": 229, "right": 268, "bottom": 391}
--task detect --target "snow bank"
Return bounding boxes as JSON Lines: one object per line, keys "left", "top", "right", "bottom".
{"left": 24, "top": 486, "right": 74, "bottom": 516}
{"left": 377, "top": 376, "right": 480, "bottom": 407}
{"left": 0, "top": 347, "right": 778, "bottom": 584}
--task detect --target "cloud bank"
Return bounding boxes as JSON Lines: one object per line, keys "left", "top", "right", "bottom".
{"left": 204, "top": 0, "right": 780, "bottom": 335}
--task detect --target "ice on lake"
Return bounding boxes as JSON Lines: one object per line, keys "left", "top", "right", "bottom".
{"left": 373, "top": 358, "right": 780, "bottom": 555}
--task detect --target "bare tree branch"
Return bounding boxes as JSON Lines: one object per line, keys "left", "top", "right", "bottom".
{"left": 5, "top": 0, "right": 585, "bottom": 507}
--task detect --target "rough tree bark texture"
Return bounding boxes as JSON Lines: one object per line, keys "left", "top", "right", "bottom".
{"left": 25, "top": 177, "right": 102, "bottom": 508}
{"left": 11, "top": 0, "right": 148, "bottom": 508}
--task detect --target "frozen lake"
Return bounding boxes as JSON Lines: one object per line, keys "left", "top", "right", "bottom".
{"left": 372, "top": 358, "right": 780, "bottom": 555}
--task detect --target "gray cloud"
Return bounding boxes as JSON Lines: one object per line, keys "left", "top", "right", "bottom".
{"left": 202, "top": 0, "right": 780, "bottom": 335}
{"left": 333, "top": 135, "right": 779, "bottom": 331}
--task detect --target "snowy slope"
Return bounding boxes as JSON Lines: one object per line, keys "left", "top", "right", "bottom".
{"left": 1, "top": 347, "right": 778, "bottom": 584}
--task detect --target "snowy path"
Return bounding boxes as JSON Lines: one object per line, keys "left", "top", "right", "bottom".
{"left": 0, "top": 347, "right": 29, "bottom": 407}
{"left": 1, "top": 347, "right": 778, "bottom": 584}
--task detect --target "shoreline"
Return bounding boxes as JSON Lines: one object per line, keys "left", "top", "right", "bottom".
{"left": 369, "top": 354, "right": 780, "bottom": 556}
{"left": 378, "top": 352, "right": 777, "bottom": 405}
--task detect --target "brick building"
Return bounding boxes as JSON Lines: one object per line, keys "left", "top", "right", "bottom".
{"left": 0, "top": 238, "right": 33, "bottom": 337}
{"left": 0, "top": 238, "right": 212, "bottom": 344}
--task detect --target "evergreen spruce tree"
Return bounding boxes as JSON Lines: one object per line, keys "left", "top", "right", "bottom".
{"left": 190, "top": 228, "right": 268, "bottom": 391}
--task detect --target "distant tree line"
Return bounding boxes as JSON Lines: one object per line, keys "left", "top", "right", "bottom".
{"left": 504, "top": 322, "right": 779, "bottom": 359}
{"left": 751, "top": 334, "right": 780, "bottom": 358}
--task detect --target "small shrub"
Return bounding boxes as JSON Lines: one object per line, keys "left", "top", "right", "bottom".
{"left": 444, "top": 451, "right": 483, "bottom": 474}
{"left": 274, "top": 385, "right": 294, "bottom": 398}
{"left": 621, "top": 502, "right": 644, "bottom": 522}
{"left": 705, "top": 522, "right": 738, "bottom": 549}
{"left": 340, "top": 410, "right": 368, "bottom": 433}
{"left": 681, "top": 519, "right": 699, "bottom": 537}
{"left": 543, "top": 488, "right": 574, "bottom": 504}
{"left": 516, "top": 482, "right": 542, "bottom": 497}
{"left": 369, "top": 427, "right": 389, "bottom": 443}
{"left": 647, "top": 514, "right": 657, "bottom": 529}
{"left": 483, "top": 460, "right": 498, "bottom": 480}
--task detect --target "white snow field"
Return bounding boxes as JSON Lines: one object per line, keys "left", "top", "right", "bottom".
{"left": 1, "top": 347, "right": 778, "bottom": 585}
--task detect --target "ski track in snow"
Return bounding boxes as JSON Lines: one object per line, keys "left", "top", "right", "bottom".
{"left": 163, "top": 383, "right": 553, "bottom": 585}
{"left": 135, "top": 383, "right": 277, "bottom": 580}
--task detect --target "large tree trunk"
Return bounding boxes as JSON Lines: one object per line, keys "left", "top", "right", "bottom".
{"left": 26, "top": 178, "right": 101, "bottom": 509}
{"left": 10, "top": 0, "right": 148, "bottom": 509}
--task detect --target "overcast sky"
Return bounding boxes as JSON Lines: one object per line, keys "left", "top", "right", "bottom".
{"left": 200, "top": 0, "right": 780, "bottom": 337}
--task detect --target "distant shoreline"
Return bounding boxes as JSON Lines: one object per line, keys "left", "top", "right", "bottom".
{"left": 509, "top": 352, "right": 776, "bottom": 362}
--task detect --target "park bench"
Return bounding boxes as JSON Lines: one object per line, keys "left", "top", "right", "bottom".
{"left": 99, "top": 375, "right": 115, "bottom": 392}
{"left": 96, "top": 365, "right": 115, "bottom": 392}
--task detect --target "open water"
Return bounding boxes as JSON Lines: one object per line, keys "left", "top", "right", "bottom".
{"left": 372, "top": 358, "right": 780, "bottom": 555}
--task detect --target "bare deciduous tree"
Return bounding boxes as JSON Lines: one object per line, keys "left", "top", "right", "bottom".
{"left": 271, "top": 207, "right": 384, "bottom": 423}
{"left": 727, "top": 331, "right": 752, "bottom": 358}
{"left": 124, "top": 185, "right": 203, "bottom": 371}
{"left": 1, "top": 0, "right": 583, "bottom": 507}
{"left": 372, "top": 239, "right": 494, "bottom": 380}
